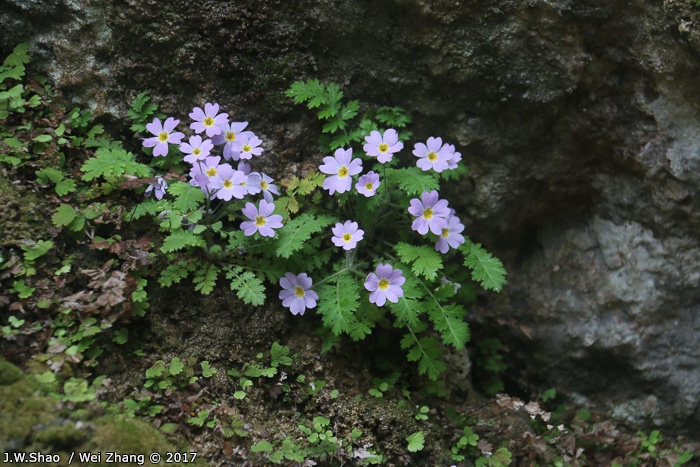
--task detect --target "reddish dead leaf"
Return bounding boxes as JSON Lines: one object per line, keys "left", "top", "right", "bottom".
{"left": 223, "top": 442, "right": 233, "bottom": 456}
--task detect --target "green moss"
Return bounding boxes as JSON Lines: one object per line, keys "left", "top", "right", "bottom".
{"left": 0, "top": 176, "right": 50, "bottom": 247}
{"left": 0, "top": 357, "right": 24, "bottom": 385}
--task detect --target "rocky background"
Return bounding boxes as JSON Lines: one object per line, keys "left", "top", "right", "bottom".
{"left": 3, "top": 0, "right": 700, "bottom": 437}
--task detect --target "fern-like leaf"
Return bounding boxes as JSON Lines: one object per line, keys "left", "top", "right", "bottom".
{"left": 226, "top": 266, "right": 266, "bottom": 306}
{"left": 159, "top": 260, "right": 196, "bottom": 287}
{"left": 317, "top": 272, "right": 360, "bottom": 336}
{"left": 160, "top": 229, "right": 206, "bottom": 253}
{"left": 394, "top": 243, "right": 443, "bottom": 281}
{"left": 274, "top": 212, "right": 334, "bottom": 258}
{"left": 386, "top": 167, "right": 439, "bottom": 196}
{"left": 193, "top": 263, "right": 220, "bottom": 295}
{"left": 401, "top": 333, "right": 446, "bottom": 381}
{"left": 427, "top": 303, "right": 469, "bottom": 350}
{"left": 286, "top": 79, "right": 327, "bottom": 108}
{"left": 461, "top": 241, "right": 507, "bottom": 292}
{"left": 81, "top": 147, "right": 152, "bottom": 181}
{"left": 169, "top": 181, "right": 206, "bottom": 212}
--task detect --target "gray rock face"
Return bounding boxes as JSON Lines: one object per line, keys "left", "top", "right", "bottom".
{"left": 3, "top": 0, "right": 700, "bottom": 432}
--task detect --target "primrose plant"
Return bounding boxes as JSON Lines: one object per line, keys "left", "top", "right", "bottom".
{"left": 127, "top": 80, "right": 506, "bottom": 380}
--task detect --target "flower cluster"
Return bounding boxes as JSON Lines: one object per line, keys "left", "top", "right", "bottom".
{"left": 277, "top": 129, "right": 466, "bottom": 316}
{"left": 142, "top": 104, "right": 281, "bottom": 237}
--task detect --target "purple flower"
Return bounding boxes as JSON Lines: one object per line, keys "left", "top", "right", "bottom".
{"left": 237, "top": 132, "right": 264, "bottom": 160}
{"left": 189, "top": 103, "right": 229, "bottom": 137}
{"left": 413, "top": 137, "right": 451, "bottom": 173}
{"left": 355, "top": 171, "right": 380, "bottom": 197}
{"left": 144, "top": 176, "right": 168, "bottom": 200}
{"left": 210, "top": 165, "right": 248, "bottom": 201}
{"left": 435, "top": 214, "right": 466, "bottom": 253}
{"left": 279, "top": 272, "right": 319, "bottom": 316}
{"left": 363, "top": 129, "right": 403, "bottom": 163}
{"left": 211, "top": 121, "right": 252, "bottom": 161}
{"left": 444, "top": 144, "right": 462, "bottom": 170}
{"left": 180, "top": 135, "right": 214, "bottom": 164}
{"left": 408, "top": 190, "right": 450, "bottom": 235}
{"left": 256, "top": 173, "right": 279, "bottom": 203}
{"left": 142, "top": 117, "right": 185, "bottom": 157}
{"left": 319, "top": 148, "right": 363, "bottom": 195}
{"left": 240, "top": 199, "right": 283, "bottom": 237}
{"left": 189, "top": 156, "right": 223, "bottom": 186}
{"left": 331, "top": 220, "right": 364, "bottom": 250}
{"left": 364, "top": 263, "right": 405, "bottom": 306}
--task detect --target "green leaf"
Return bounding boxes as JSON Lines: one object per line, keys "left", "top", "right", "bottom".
{"left": 169, "top": 357, "right": 184, "bottom": 375}
{"left": 159, "top": 259, "right": 195, "bottom": 287}
{"left": 160, "top": 229, "right": 206, "bottom": 253}
{"left": 0, "top": 66, "right": 24, "bottom": 83}
{"left": 3, "top": 43, "right": 30, "bottom": 67}
{"left": 113, "top": 328, "right": 129, "bottom": 345}
{"left": 55, "top": 179, "right": 77, "bottom": 196}
{"left": 80, "top": 147, "right": 152, "bottom": 181}
{"left": 376, "top": 106, "right": 411, "bottom": 128}
{"left": 193, "top": 263, "right": 219, "bottom": 295}
{"left": 406, "top": 431, "right": 425, "bottom": 452}
{"left": 386, "top": 167, "right": 439, "bottom": 196}
{"left": 36, "top": 167, "right": 64, "bottom": 184}
{"left": 316, "top": 271, "right": 360, "bottom": 336}
{"left": 226, "top": 267, "right": 266, "bottom": 306}
{"left": 270, "top": 342, "right": 292, "bottom": 367}
{"left": 274, "top": 212, "right": 333, "bottom": 258}
{"left": 401, "top": 333, "right": 445, "bottom": 380}
{"left": 33, "top": 134, "right": 52, "bottom": 143}
{"left": 201, "top": 361, "right": 217, "bottom": 378}
{"left": 169, "top": 181, "right": 205, "bottom": 212}
{"left": 52, "top": 204, "right": 77, "bottom": 227}
{"left": 394, "top": 242, "right": 442, "bottom": 281}
{"left": 428, "top": 303, "right": 469, "bottom": 350}
{"left": 461, "top": 241, "right": 507, "bottom": 292}
{"left": 251, "top": 440, "right": 274, "bottom": 453}
{"left": 286, "top": 79, "right": 327, "bottom": 108}
{"left": 21, "top": 240, "right": 53, "bottom": 261}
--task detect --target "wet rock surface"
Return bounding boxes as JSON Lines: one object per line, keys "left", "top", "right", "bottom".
{"left": 3, "top": 0, "right": 700, "bottom": 434}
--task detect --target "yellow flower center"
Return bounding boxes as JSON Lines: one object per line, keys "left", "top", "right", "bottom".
{"left": 260, "top": 180, "right": 268, "bottom": 190}
{"left": 193, "top": 148, "right": 201, "bottom": 155}
{"left": 206, "top": 167, "right": 218, "bottom": 177}
{"left": 338, "top": 166, "right": 349, "bottom": 178}
{"left": 427, "top": 151, "right": 438, "bottom": 162}
{"left": 378, "top": 143, "right": 389, "bottom": 153}
{"left": 225, "top": 131, "right": 236, "bottom": 142}
{"left": 342, "top": 233, "right": 352, "bottom": 242}
{"left": 377, "top": 278, "right": 390, "bottom": 290}
{"left": 365, "top": 182, "right": 374, "bottom": 191}
{"left": 441, "top": 228, "right": 450, "bottom": 238}
{"left": 422, "top": 207, "right": 433, "bottom": 219}
{"left": 158, "top": 132, "right": 169, "bottom": 142}
{"left": 255, "top": 215, "right": 266, "bottom": 227}
{"left": 241, "top": 181, "right": 247, "bottom": 186}
{"left": 203, "top": 116, "right": 215, "bottom": 127}
{"left": 294, "top": 285, "right": 305, "bottom": 298}
{"left": 223, "top": 179, "right": 233, "bottom": 189}
{"left": 242, "top": 144, "right": 252, "bottom": 152}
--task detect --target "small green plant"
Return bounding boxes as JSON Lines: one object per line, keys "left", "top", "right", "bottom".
{"left": 406, "top": 431, "right": 425, "bottom": 452}
{"left": 475, "top": 337, "right": 507, "bottom": 394}
{"left": 113, "top": 79, "right": 506, "bottom": 384}
{"left": 144, "top": 357, "right": 186, "bottom": 392}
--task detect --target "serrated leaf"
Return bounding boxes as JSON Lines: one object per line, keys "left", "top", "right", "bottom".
{"left": 193, "top": 263, "right": 220, "bottom": 295}
{"left": 286, "top": 79, "right": 327, "bottom": 108}
{"left": 226, "top": 267, "right": 266, "bottom": 306}
{"left": 52, "top": 204, "right": 77, "bottom": 227}
{"left": 394, "top": 243, "right": 442, "bottom": 281}
{"left": 402, "top": 333, "right": 445, "bottom": 380}
{"left": 274, "top": 212, "right": 331, "bottom": 258}
{"left": 386, "top": 167, "right": 439, "bottom": 196}
{"left": 55, "top": 179, "right": 76, "bottom": 196}
{"left": 0, "top": 66, "right": 24, "bottom": 83}
{"left": 317, "top": 272, "right": 359, "bottom": 335}
{"left": 3, "top": 43, "right": 30, "bottom": 67}
{"left": 81, "top": 147, "right": 152, "bottom": 181}
{"left": 169, "top": 181, "right": 205, "bottom": 212}
{"left": 428, "top": 303, "right": 469, "bottom": 350}
{"left": 462, "top": 242, "right": 507, "bottom": 292}
{"left": 160, "top": 229, "right": 206, "bottom": 253}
